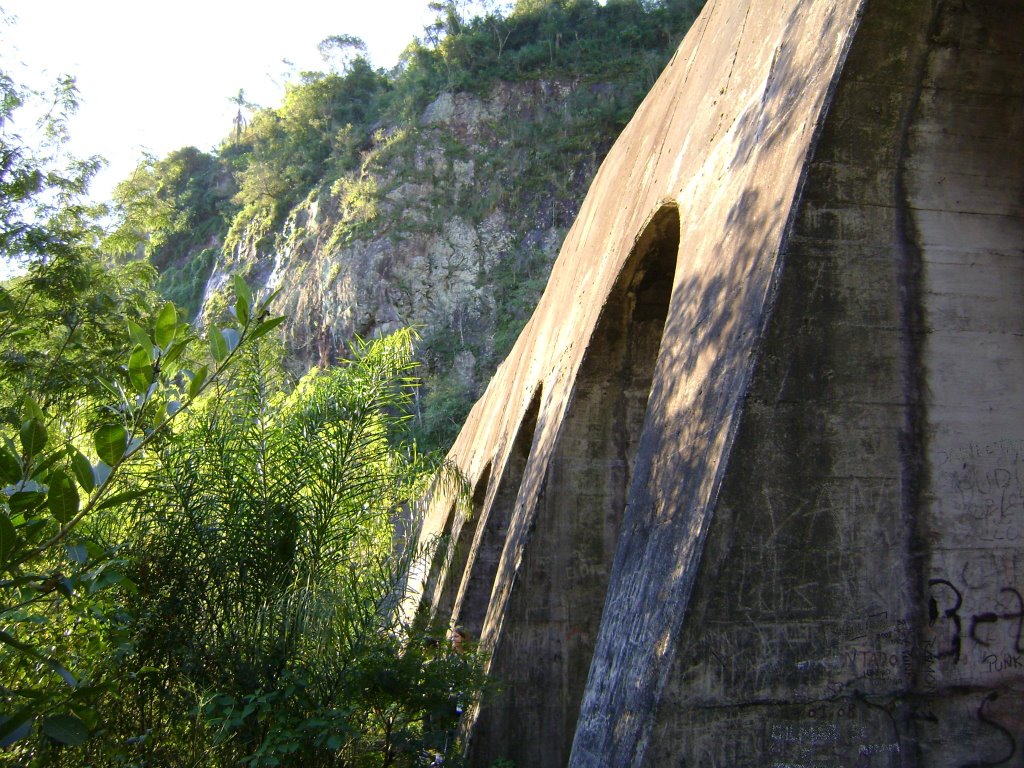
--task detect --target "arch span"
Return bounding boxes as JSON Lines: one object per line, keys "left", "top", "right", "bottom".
{"left": 470, "top": 204, "right": 681, "bottom": 768}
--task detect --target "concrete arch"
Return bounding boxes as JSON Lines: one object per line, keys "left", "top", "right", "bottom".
{"left": 638, "top": 0, "right": 1024, "bottom": 763}
{"left": 469, "top": 203, "right": 681, "bottom": 768}
{"left": 426, "top": 462, "right": 492, "bottom": 625}
{"left": 413, "top": 0, "right": 1024, "bottom": 764}
{"left": 455, "top": 385, "right": 543, "bottom": 639}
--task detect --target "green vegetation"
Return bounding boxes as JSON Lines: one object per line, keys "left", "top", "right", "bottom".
{"left": 2, "top": 0, "right": 710, "bottom": 761}
{"left": 101, "top": 0, "right": 705, "bottom": 453}
{"left": 1, "top": 51, "right": 482, "bottom": 766}
{"left": 103, "top": 147, "right": 230, "bottom": 319}
{"left": 417, "top": 0, "right": 702, "bottom": 93}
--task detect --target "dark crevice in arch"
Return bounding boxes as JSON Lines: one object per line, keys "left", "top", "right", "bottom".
{"left": 470, "top": 203, "right": 680, "bottom": 768}
{"left": 457, "top": 385, "right": 543, "bottom": 639}
{"left": 421, "top": 500, "right": 457, "bottom": 611}
{"left": 432, "top": 463, "right": 491, "bottom": 626}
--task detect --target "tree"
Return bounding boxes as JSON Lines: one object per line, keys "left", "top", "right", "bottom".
{"left": 87, "top": 329, "right": 483, "bottom": 767}
{"left": 1, "top": 70, "right": 100, "bottom": 270}
{"left": 0, "top": 268, "right": 285, "bottom": 756}
{"left": 1, "top": 60, "right": 479, "bottom": 763}
{"left": 230, "top": 88, "right": 253, "bottom": 142}
{"left": 0, "top": 54, "right": 157, "bottom": 420}
{"left": 317, "top": 34, "right": 369, "bottom": 74}
{"left": 480, "top": 0, "right": 515, "bottom": 60}
{"left": 0, "top": 49, "right": 295, "bottom": 753}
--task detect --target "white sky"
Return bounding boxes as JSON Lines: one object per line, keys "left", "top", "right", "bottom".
{"left": 0, "top": 0, "right": 437, "bottom": 204}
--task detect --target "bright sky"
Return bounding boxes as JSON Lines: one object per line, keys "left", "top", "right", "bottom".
{"left": 0, "top": 0, "right": 437, "bottom": 204}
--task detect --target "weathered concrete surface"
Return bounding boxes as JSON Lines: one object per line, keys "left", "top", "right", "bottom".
{"left": 409, "top": 0, "right": 1024, "bottom": 764}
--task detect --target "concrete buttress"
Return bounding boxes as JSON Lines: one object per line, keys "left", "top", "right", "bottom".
{"left": 408, "top": 0, "right": 1024, "bottom": 763}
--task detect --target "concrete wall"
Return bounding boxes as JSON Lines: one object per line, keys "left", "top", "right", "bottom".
{"left": 408, "top": 0, "right": 1024, "bottom": 764}
{"left": 644, "top": 0, "right": 1024, "bottom": 764}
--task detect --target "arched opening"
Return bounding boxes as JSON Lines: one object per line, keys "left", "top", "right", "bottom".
{"left": 431, "top": 463, "right": 491, "bottom": 625}
{"left": 420, "top": 501, "right": 457, "bottom": 610}
{"left": 471, "top": 204, "right": 680, "bottom": 768}
{"left": 457, "top": 386, "right": 543, "bottom": 639}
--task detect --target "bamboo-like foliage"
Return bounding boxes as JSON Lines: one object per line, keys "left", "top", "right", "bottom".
{"left": 93, "top": 329, "right": 483, "bottom": 767}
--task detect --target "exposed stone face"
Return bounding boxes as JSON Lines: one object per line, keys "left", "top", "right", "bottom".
{"left": 411, "top": 0, "right": 1024, "bottom": 764}
{"left": 201, "top": 80, "right": 609, "bottom": 381}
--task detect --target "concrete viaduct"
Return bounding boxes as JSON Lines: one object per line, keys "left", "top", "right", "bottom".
{"left": 411, "top": 0, "right": 1024, "bottom": 763}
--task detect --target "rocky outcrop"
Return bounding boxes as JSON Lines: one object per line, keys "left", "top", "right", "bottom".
{"left": 202, "top": 81, "right": 619, "bottom": 389}
{"left": 413, "top": 0, "right": 1024, "bottom": 764}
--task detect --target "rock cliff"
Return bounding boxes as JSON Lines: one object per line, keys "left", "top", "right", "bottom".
{"left": 199, "top": 78, "right": 635, "bottom": 447}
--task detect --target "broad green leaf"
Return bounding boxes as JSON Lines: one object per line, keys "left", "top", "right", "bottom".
{"left": 0, "top": 515, "right": 17, "bottom": 563}
{"left": 20, "top": 418, "right": 47, "bottom": 459}
{"left": 233, "top": 275, "right": 251, "bottom": 325}
{"left": 154, "top": 302, "right": 177, "bottom": 347}
{"left": 42, "top": 713, "right": 89, "bottom": 746}
{"left": 233, "top": 274, "right": 253, "bottom": 311}
{"left": 126, "top": 319, "right": 150, "bottom": 349}
{"left": 249, "top": 316, "right": 286, "bottom": 342}
{"left": 66, "top": 542, "right": 88, "bottom": 564}
{"left": 96, "top": 377, "right": 121, "bottom": 400}
{"left": 128, "top": 344, "right": 154, "bottom": 394}
{"left": 69, "top": 448, "right": 95, "bottom": 493}
{"left": 94, "top": 424, "right": 127, "bottom": 467}
{"left": 70, "top": 705, "right": 100, "bottom": 731}
{"left": 8, "top": 491, "right": 43, "bottom": 515}
{"left": 47, "top": 468, "right": 79, "bottom": 524}
{"left": 163, "top": 339, "right": 188, "bottom": 367}
{"left": 166, "top": 400, "right": 183, "bottom": 416}
{"left": 22, "top": 396, "right": 44, "bottom": 423}
{"left": 209, "top": 326, "right": 228, "bottom": 362}
{"left": 46, "top": 660, "right": 78, "bottom": 687}
{"left": 53, "top": 576, "right": 74, "bottom": 598}
{"left": 234, "top": 295, "right": 249, "bottom": 325}
{"left": 82, "top": 540, "right": 105, "bottom": 560}
{"left": 0, "top": 444, "right": 20, "bottom": 485}
{"left": 188, "top": 366, "right": 209, "bottom": 399}
{"left": 0, "top": 713, "right": 32, "bottom": 748}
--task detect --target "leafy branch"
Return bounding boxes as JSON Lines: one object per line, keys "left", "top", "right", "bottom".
{"left": 0, "top": 276, "right": 284, "bottom": 747}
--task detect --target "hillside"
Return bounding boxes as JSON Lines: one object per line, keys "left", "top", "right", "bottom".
{"left": 105, "top": 0, "right": 706, "bottom": 450}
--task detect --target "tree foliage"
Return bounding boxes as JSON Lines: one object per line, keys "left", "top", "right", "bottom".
{"left": 102, "top": 147, "right": 229, "bottom": 317}
{"left": 1, "top": 49, "right": 481, "bottom": 766}
{"left": 1, "top": 265, "right": 287, "bottom": 759}
{"left": 0, "top": 69, "right": 101, "bottom": 267}
{"left": 83, "top": 329, "right": 483, "bottom": 767}
{"left": 3, "top": 245, "right": 479, "bottom": 767}
{"left": 318, "top": 34, "right": 370, "bottom": 74}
